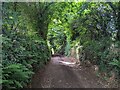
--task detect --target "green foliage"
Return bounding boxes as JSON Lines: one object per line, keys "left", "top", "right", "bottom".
{"left": 47, "top": 2, "right": 82, "bottom": 54}
{"left": 2, "top": 2, "right": 51, "bottom": 89}
{"left": 70, "top": 2, "right": 120, "bottom": 79}
{"left": 65, "top": 40, "right": 71, "bottom": 56}
{"left": 109, "top": 59, "right": 120, "bottom": 68}
{"left": 2, "top": 2, "right": 120, "bottom": 88}
{"left": 2, "top": 64, "right": 33, "bottom": 88}
{"left": 47, "top": 2, "right": 120, "bottom": 80}
{"left": 109, "top": 58, "right": 120, "bottom": 76}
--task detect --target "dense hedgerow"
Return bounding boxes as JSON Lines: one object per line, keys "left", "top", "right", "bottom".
{"left": 1, "top": 2, "right": 51, "bottom": 89}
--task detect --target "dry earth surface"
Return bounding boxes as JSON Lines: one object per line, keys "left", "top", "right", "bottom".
{"left": 31, "top": 56, "right": 117, "bottom": 88}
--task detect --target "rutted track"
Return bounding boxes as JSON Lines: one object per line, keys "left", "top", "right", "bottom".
{"left": 31, "top": 56, "right": 107, "bottom": 88}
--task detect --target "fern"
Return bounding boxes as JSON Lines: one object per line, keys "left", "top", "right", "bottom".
{"left": 2, "top": 64, "right": 34, "bottom": 88}
{"left": 14, "top": 80, "right": 23, "bottom": 88}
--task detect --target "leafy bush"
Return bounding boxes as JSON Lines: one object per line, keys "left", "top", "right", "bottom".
{"left": 80, "top": 37, "right": 120, "bottom": 78}
{"left": 70, "top": 2, "right": 120, "bottom": 80}
{"left": 2, "top": 3, "right": 51, "bottom": 89}
{"left": 2, "top": 34, "right": 50, "bottom": 89}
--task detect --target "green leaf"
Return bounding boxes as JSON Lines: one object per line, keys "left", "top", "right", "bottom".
{"left": 14, "top": 80, "right": 23, "bottom": 88}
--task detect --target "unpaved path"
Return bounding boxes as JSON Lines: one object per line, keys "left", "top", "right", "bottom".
{"left": 31, "top": 56, "right": 107, "bottom": 88}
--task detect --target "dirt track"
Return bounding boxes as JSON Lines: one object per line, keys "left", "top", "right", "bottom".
{"left": 31, "top": 56, "right": 108, "bottom": 88}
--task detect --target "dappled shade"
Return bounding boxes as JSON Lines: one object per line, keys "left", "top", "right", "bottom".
{"left": 1, "top": 2, "right": 120, "bottom": 88}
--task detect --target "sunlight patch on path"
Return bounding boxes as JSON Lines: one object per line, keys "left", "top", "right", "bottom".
{"left": 51, "top": 56, "right": 77, "bottom": 67}
{"left": 59, "top": 61, "right": 76, "bottom": 65}
{"left": 59, "top": 61, "right": 76, "bottom": 67}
